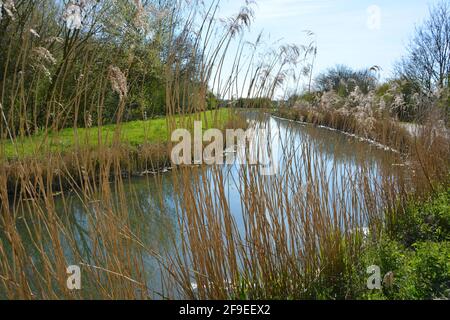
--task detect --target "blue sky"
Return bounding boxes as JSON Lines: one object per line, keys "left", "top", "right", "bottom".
{"left": 218, "top": 0, "right": 439, "bottom": 82}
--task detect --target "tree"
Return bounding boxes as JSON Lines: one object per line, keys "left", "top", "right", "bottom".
{"left": 315, "top": 65, "right": 377, "bottom": 96}
{"left": 396, "top": 1, "right": 450, "bottom": 94}
{"left": 0, "top": 0, "right": 174, "bottom": 135}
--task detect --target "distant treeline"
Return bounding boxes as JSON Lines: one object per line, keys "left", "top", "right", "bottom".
{"left": 232, "top": 98, "right": 274, "bottom": 109}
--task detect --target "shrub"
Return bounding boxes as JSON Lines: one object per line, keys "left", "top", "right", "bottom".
{"left": 360, "top": 189, "right": 450, "bottom": 300}
{"left": 401, "top": 241, "right": 450, "bottom": 299}
{"left": 360, "top": 239, "right": 450, "bottom": 300}
{"left": 393, "top": 189, "right": 450, "bottom": 246}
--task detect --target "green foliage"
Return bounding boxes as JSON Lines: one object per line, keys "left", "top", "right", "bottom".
{"left": 2, "top": 109, "right": 230, "bottom": 159}
{"left": 375, "top": 83, "right": 391, "bottom": 97}
{"left": 286, "top": 92, "right": 319, "bottom": 107}
{"left": 392, "top": 189, "right": 450, "bottom": 246}
{"left": 206, "top": 92, "right": 219, "bottom": 110}
{"left": 389, "top": 79, "right": 423, "bottom": 121}
{"left": 0, "top": 0, "right": 173, "bottom": 135}
{"left": 235, "top": 98, "right": 273, "bottom": 109}
{"left": 361, "top": 239, "right": 450, "bottom": 300}
{"left": 405, "top": 242, "right": 450, "bottom": 299}
{"left": 299, "top": 92, "right": 318, "bottom": 104}
{"left": 360, "top": 189, "right": 450, "bottom": 300}
{"left": 315, "top": 65, "right": 377, "bottom": 96}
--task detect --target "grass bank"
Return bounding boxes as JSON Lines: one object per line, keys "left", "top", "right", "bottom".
{"left": 1, "top": 109, "right": 232, "bottom": 159}
{"left": 0, "top": 109, "right": 237, "bottom": 196}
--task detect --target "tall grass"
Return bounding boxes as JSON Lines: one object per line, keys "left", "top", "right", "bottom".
{"left": 160, "top": 0, "right": 449, "bottom": 299}
{"left": 0, "top": 0, "right": 448, "bottom": 300}
{"left": 0, "top": 0, "right": 308, "bottom": 299}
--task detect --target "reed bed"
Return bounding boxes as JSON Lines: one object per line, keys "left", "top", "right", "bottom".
{"left": 0, "top": 0, "right": 448, "bottom": 300}
{"left": 169, "top": 121, "right": 389, "bottom": 299}
{"left": 275, "top": 104, "right": 449, "bottom": 197}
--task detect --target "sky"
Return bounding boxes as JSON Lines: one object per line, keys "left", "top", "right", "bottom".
{"left": 216, "top": 0, "right": 441, "bottom": 89}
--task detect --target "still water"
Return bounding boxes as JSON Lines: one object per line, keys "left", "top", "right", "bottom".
{"left": 3, "top": 111, "right": 397, "bottom": 298}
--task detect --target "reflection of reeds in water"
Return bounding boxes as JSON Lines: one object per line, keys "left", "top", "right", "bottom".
{"left": 168, "top": 119, "right": 399, "bottom": 299}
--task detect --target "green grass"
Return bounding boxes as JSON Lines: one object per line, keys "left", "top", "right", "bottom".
{"left": 1, "top": 109, "right": 231, "bottom": 159}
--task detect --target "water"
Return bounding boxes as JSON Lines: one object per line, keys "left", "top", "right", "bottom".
{"left": 1, "top": 111, "right": 397, "bottom": 299}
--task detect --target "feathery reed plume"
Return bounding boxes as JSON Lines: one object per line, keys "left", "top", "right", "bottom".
{"left": 0, "top": 0, "right": 16, "bottom": 20}
{"left": 108, "top": 65, "right": 128, "bottom": 100}
{"left": 63, "top": 1, "right": 83, "bottom": 30}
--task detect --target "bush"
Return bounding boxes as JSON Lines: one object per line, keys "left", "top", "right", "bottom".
{"left": 360, "top": 189, "right": 450, "bottom": 300}
{"left": 402, "top": 242, "right": 450, "bottom": 299}
{"left": 393, "top": 189, "right": 450, "bottom": 246}
{"left": 361, "top": 239, "right": 450, "bottom": 300}
{"left": 315, "top": 65, "right": 377, "bottom": 96}
{"left": 235, "top": 98, "right": 273, "bottom": 109}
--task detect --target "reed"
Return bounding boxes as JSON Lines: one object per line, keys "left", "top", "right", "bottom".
{"left": 0, "top": 0, "right": 448, "bottom": 300}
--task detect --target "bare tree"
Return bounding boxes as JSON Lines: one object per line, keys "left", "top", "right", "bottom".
{"left": 396, "top": 1, "right": 450, "bottom": 94}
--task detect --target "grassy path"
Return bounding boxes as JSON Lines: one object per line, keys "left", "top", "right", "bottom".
{"left": 1, "top": 109, "right": 231, "bottom": 159}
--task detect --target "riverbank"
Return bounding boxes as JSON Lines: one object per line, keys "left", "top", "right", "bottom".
{"left": 273, "top": 107, "right": 413, "bottom": 154}
{"left": 1, "top": 109, "right": 232, "bottom": 159}
{"left": 274, "top": 107, "right": 449, "bottom": 193}
{"left": 269, "top": 113, "right": 400, "bottom": 153}
{"left": 0, "top": 109, "right": 237, "bottom": 196}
